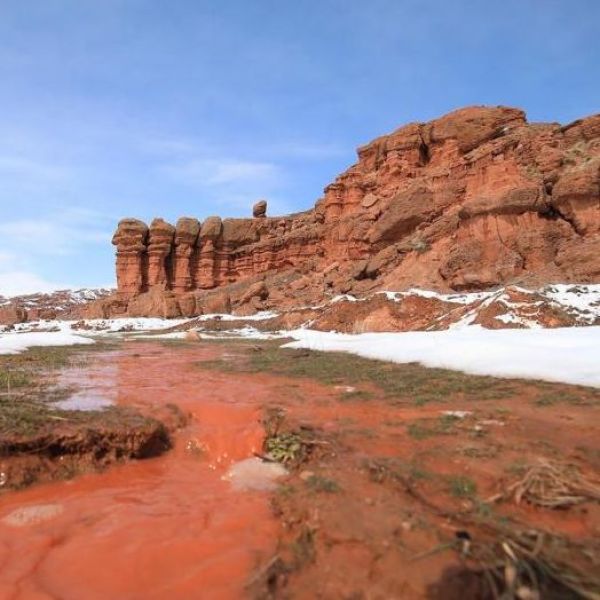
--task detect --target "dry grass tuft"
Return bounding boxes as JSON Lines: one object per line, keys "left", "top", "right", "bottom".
{"left": 489, "top": 459, "right": 600, "bottom": 509}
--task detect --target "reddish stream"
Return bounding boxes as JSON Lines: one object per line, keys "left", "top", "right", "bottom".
{"left": 0, "top": 343, "right": 280, "bottom": 600}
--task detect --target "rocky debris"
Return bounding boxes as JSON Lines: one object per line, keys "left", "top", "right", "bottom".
{"left": 253, "top": 199, "right": 268, "bottom": 218}
{"left": 182, "top": 284, "right": 600, "bottom": 335}
{"left": 0, "top": 289, "right": 114, "bottom": 326}
{"left": 99, "top": 105, "right": 600, "bottom": 320}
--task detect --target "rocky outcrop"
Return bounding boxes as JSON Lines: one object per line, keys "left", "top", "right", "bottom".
{"left": 106, "top": 105, "right": 600, "bottom": 318}
{"left": 0, "top": 289, "right": 114, "bottom": 326}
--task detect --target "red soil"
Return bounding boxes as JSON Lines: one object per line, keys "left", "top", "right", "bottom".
{"left": 0, "top": 343, "right": 277, "bottom": 600}
{"left": 1, "top": 341, "right": 598, "bottom": 599}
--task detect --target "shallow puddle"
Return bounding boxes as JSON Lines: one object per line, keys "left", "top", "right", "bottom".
{"left": 0, "top": 343, "right": 279, "bottom": 600}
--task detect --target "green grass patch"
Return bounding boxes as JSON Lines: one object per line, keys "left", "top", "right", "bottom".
{"left": 407, "top": 415, "right": 460, "bottom": 439}
{"left": 0, "top": 343, "right": 117, "bottom": 439}
{"left": 448, "top": 475, "right": 477, "bottom": 498}
{"left": 195, "top": 342, "right": 532, "bottom": 405}
{"left": 365, "top": 457, "right": 434, "bottom": 484}
{"left": 305, "top": 474, "right": 340, "bottom": 493}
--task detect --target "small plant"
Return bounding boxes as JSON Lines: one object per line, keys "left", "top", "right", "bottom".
{"left": 265, "top": 432, "right": 304, "bottom": 464}
{"left": 462, "top": 445, "right": 499, "bottom": 459}
{"left": 408, "top": 415, "right": 459, "bottom": 439}
{"left": 305, "top": 474, "right": 340, "bottom": 493}
{"left": 341, "top": 390, "right": 373, "bottom": 402}
{"left": 407, "top": 422, "right": 430, "bottom": 440}
{"left": 410, "top": 237, "right": 430, "bottom": 254}
{"left": 535, "top": 391, "right": 587, "bottom": 407}
{"left": 448, "top": 475, "right": 477, "bottom": 498}
{"left": 290, "top": 526, "right": 315, "bottom": 567}
{"left": 276, "top": 484, "right": 296, "bottom": 498}
{"left": 535, "top": 394, "right": 557, "bottom": 407}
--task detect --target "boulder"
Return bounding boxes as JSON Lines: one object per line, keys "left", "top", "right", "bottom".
{"left": 253, "top": 200, "right": 267, "bottom": 218}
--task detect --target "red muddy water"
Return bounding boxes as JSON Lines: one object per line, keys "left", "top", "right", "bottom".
{"left": 0, "top": 343, "right": 279, "bottom": 600}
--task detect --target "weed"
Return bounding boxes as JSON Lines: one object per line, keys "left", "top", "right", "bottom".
{"left": 265, "top": 432, "right": 304, "bottom": 465}
{"left": 535, "top": 391, "right": 590, "bottom": 407}
{"left": 365, "top": 457, "right": 434, "bottom": 484}
{"left": 290, "top": 526, "right": 315, "bottom": 567}
{"left": 344, "top": 390, "right": 374, "bottom": 402}
{"left": 448, "top": 475, "right": 477, "bottom": 498}
{"left": 408, "top": 415, "right": 459, "bottom": 439}
{"left": 506, "top": 460, "right": 529, "bottom": 477}
{"left": 305, "top": 475, "right": 340, "bottom": 493}
{"left": 407, "top": 423, "right": 430, "bottom": 440}
{"left": 277, "top": 484, "right": 296, "bottom": 498}
{"left": 410, "top": 237, "right": 430, "bottom": 254}
{"left": 462, "top": 445, "right": 499, "bottom": 459}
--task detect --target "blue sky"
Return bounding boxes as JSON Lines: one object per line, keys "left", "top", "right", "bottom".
{"left": 0, "top": 0, "right": 598, "bottom": 295}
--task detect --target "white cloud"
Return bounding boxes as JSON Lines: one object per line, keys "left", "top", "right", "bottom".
{"left": 145, "top": 135, "right": 345, "bottom": 162}
{"left": 0, "top": 251, "right": 17, "bottom": 266}
{"left": 163, "top": 158, "right": 280, "bottom": 187}
{"left": 268, "top": 141, "right": 346, "bottom": 159}
{"left": 0, "top": 271, "right": 73, "bottom": 297}
{"left": 0, "top": 155, "right": 71, "bottom": 182}
{"left": 0, "top": 208, "right": 115, "bottom": 297}
{"left": 0, "top": 213, "right": 112, "bottom": 257}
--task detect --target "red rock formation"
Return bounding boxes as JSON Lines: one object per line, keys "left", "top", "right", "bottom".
{"left": 147, "top": 219, "right": 175, "bottom": 288}
{"left": 172, "top": 218, "right": 200, "bottom": 293}
{"left": 112, "top": 219, "right": 148, "bottom": 298}
{"left": 108, "top": 105, "right": 600, "bottom": 318}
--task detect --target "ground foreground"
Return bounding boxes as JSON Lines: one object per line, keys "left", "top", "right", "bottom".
{"left": 0, "top": 338, "right": 599, "bottom": 599}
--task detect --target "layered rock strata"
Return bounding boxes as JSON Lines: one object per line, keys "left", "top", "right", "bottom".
{"left": 108, "top": 105, "right": 600, "bottom": 318}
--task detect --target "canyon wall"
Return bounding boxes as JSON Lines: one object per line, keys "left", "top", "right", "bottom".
{"left": 108, "top": 105, "right": 600, "bottom": 318}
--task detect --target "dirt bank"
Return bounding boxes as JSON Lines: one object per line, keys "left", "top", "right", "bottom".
{"left": 0, "top": 344, "right": 186, "bottom": 491}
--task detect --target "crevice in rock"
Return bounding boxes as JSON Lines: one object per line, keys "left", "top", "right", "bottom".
{"left": 417, "top": 130, "right": 431, "bottom": 166}
{"left": 540, "top": 205, "right": 583, "bottom": 235}
{"left": 538, "top": 183, "right": 583, "bottom": 235}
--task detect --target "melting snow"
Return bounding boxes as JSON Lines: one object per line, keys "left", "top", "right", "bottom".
{"left": 53, "top": 392, "right": 114, "bottom": 411}
{"left": 0, "top": 331, "right": 95, "bottom": 355}
{"left": 283, "top": 326, "right": 600, "bottom": 388}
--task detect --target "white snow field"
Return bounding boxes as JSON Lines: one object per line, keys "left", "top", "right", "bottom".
{"left": 284, "top": 326, "right": 600, "bottom": 388}
{"left": 1, "top": 309, "right": 599, "bottom": 388}
{"left": 0, "top": 331, "right": 95, "bottom": 355}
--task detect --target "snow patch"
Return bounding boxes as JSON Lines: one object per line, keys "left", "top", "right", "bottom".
{"left": 0, "top": 331, "right": 95, "bottom": 355}
{"left": 53, "top": 392, "right": 114, "bottom": 411}
{"left": 283, "top": 326, "right": 600, "bottom": 388}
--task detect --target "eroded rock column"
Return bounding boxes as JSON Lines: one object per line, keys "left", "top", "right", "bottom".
{"left": 112, "top": 219, "right": 149, "bottom": 298}
{"left": 195, "top": 216, "right": 222, "bottom": 289}
{"left": 147, "top": 218, "right": 175, "bottom": 288}
{"left": 172, "top": 217, "right": 201, "bottom": 293}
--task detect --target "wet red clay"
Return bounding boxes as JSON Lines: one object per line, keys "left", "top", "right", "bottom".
{"left": 0, "top": 343, "right": 278, "bottom": 600}
{"left": 2, "top": 340, "right": 599, "bottom": 599}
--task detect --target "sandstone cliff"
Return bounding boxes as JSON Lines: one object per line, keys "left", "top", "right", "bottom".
{"left": 105, "top": 105, "right": 600, "bottom": 319}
